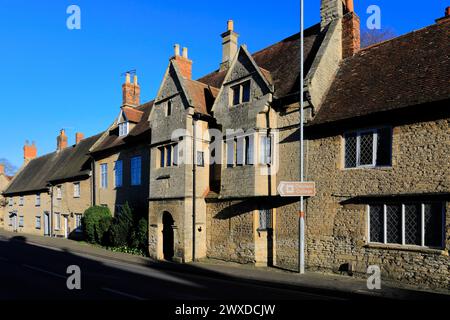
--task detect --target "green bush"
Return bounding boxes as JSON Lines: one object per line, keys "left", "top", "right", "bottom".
{"left": 82, "top": 206, "right": 112, "bottom": 244}
{"left": 108, "top": 203, "right": 134, "bottom": 247}
{"left": 130, "top": 217, "right": 148, "bottom": 251}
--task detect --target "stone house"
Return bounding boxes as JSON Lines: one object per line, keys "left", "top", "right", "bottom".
{"left": 148, "top": 45, "right": 218, "bottom": 262}
{"left": 302, "top": 4, "right": 450, "bottom": 289}
{"left": 2, "top": 132, "right": 101, "bottom": 238}
{"left": 0, "top": 164, "right": 13, "bottom": 229}
{"left": 144, "top": 0, "right": 449, "bottom": 291}
{"left": 89, "top": 73, "right": 152, "bottom": 219}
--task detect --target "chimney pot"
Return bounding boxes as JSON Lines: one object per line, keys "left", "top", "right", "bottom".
{"left": 75, "top": 132, "right": 84, "bottom": 144}
{"left": 174, "top": 44, "right": 180, "bottom": 56}
{"left": 125, "top": 72, "right": 130, "bottom": 84}
{"left": 446, "top": 7, "right": 450, "bottom": 17}
{"left": 133, "top": 74, "right": 138, "bottom": 85}
{"left": 182, "top": 47, "right": 188, "bottom": 59}
{"left": 0, "top": 163, "right": 4, "bottom": 175}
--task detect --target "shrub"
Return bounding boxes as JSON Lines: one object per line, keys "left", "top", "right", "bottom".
{"left": 108, "top": 203, "right": 134, "bottom": 247}
{"left": 82, "top": 206, "right": 112, "bottom": 244}
{"left": 130, "top": 217, "right": 148, "bottom": 251}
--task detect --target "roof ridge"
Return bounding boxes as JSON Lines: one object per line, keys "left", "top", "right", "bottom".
{"left": 358, "top": 21, "right": 445, "bottom": 54}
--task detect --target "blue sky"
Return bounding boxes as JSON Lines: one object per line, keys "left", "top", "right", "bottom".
{"left": 0, "top": 0, "right": 448, "bottom": 169}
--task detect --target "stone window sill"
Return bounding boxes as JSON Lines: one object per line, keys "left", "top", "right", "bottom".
{"left": 342, "top": 166, "right": 392, "bottom": 171}
{"left": 364, "top": 243, "right": 448, "bottom": 255}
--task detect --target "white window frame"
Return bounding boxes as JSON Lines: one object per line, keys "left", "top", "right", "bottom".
{"left": 100, "top": 163, "right": 108, "bottom": 189}
{"left": 118, "top": 121, "right": 129, "bottom": 137}
{"left": 344, "top": 127, "right": 393, "bottom": 169}
{"left": 19, "top": 215, "right": 24, "bottom": 227}
{"left": 367, "top": 202, "right": 445, "bottom": 249}
{"left": 131, "top": 156, "right": 142, "bottom": 186}
{"left": 8, "top": 197, "right": 13, "bottom": 207}
{"left": 36, "top": 194, "right": 41, "bottom": 207}
{"left": 36, "top": 216, "right": 41, "bottom": 229}
{"left": 259, "top": 134, "right": 272, "bottom": 165}
{"left": 19, "top": 196, "right": 24, "bottom": 206}
{"left": 73, "top": 182, "right": 81, "bottom": 198}
{"left": 56, "top": 185, "right": 62, "bottom": 200}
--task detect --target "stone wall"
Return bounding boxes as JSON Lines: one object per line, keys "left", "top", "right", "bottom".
{"left": 305, "top": 118, "right": 450, "bottom": 289}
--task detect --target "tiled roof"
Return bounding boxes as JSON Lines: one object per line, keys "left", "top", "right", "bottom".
{"left": 4, "top": 134, "right": 102, "bottom": 195}
{"left": 198, "top": 23, "right": 324, "bottom": 98}
{"left": 185, "top": 79, "right": 219, "bottom": 115}
{"left": 90, "top": 100, "right": 154, "bottom": 154}
{"left": 122, "top": 106, "right": 144, "bottom": 123}
{"left": 311, "top": 20, "right": 450, "bottom": 125}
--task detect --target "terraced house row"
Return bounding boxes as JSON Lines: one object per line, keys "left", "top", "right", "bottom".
{"left": 2, "top": 0, "right": 449, "bottom": 290}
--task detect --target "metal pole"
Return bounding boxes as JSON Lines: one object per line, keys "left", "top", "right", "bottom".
{"left": 192, "top": 115, "right": 197, "bottom": 262}
{"left": 299, "top": 0, "right": 305, "bottom": 274}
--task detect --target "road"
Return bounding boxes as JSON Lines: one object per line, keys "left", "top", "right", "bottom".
{"left": 0, "top": 235, "right": 363, "bottom": 301}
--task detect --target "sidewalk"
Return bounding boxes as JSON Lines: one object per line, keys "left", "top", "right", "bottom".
{"left": 1, "top": 229, "right": 448, "bottom": 300}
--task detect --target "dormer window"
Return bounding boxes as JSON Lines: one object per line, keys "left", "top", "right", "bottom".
{"left": 230, "top": 80, "right": 251, "bottom": 106}
{"left": 118, "top": 121, "right": 129, "bottom": 137}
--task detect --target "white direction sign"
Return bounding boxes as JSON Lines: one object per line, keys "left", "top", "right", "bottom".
{"left": 277, "top": 181, "right": 316, "bottom": 197}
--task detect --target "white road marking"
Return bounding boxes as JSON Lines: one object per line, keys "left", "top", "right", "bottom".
{"left": 101, "top": 287, "right": 145, "bottom": 300}
{"left": 23, "top": 264, "right": 66, "bottom": 279}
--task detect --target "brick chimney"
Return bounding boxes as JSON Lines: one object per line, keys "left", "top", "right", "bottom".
{"left": 57, "top": 129, "right": 68, "bottom": 151}
{"left": 171, "top": 44, "right": 193, "bottom": 79}
{"left": 75, "top": 132, "right": 84, "bottom": 144}
{"left": 342, "top": 0, "right": 360, "bottom": 58}
{"left": 122, "top": 72, "right": 140, "bottom": 107}
{"left": 436, "top": 7, "right": 450, "bottom": 24}
{"left": 24, "top": 141, "right": 37, "bottom": 163}
{"left": 220, "top": 20, "right": 239, "bottom": 71}
{"left": 0, "top": 163, "right": 4, "bottom": 175}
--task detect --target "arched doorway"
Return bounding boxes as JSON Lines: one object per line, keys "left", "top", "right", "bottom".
{"left": 162, "top": 212, "right": 174, "bottom": 260}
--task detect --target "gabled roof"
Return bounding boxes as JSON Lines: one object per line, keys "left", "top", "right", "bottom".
{"left": 311, "top": 20, "right": 450, "bottom": 125}
{"left": 90, "top": 101, "right": 154, "bottom": 154}
{"left": 198, "top": 23, "right": 324, "bottom": 98}
{"left": 4, "top": 133, "right": 102, "bottom": 195}
{"left": 122, "top": 106, "right": 144, "bottom": 123}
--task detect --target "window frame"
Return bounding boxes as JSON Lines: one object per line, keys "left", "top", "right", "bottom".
{"left": 35, "top": 216, "right": 41, "bottom": 229}
{"left": 344, "top": 127, "right": 392, "bottom": 169}
{"left": 35, "top": 194, "right": 41, "bottom": 207}
{"left": 367, "top": 202, "right": 445, "bottom": 249}
{"left": 100, "top": 163, "right": 108, "bottom": 189}
{"left": 73, "top": 182, "right": 81, "bottom": 198}
{"left": 114, "top": 160, "right": 123, "bottom": 188}
{"left": 131, "top": 156, "right": 142, "bottom": 186}
{"left": 118, "top": 121, "right": 129, "bottom": 137}
{"left": 56, "top": 185, "right": 62, "bottom": 200}
{"left": 229, "top": 80, "right": 252, "bottom": 107}
{"left": 19, "top": 196, "right": 24, "bottom": 206}
{"left": 75, "top": 214, "right": 82, "bottom": 233}
{"left": 19, "top": 215, "right": 24, "bottom": 227}
{"left": 8, "top": 197, "right": 13, "bottom": 207}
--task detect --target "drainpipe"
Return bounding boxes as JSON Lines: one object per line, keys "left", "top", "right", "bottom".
{"left": 192, "top": 114, "right": 198, "bottom": 262}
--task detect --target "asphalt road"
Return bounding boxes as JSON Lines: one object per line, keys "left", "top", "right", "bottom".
{"left": 0, "top": 236, "right": 362, "bottom": 301}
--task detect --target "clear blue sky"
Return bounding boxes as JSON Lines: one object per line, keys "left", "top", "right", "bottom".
{"left": 0, "top": 0, "right": 448, "bottom": 169}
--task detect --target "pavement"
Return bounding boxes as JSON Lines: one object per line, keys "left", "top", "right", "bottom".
{"left": 0, "top": 229, "right": 448, "bottom": 300}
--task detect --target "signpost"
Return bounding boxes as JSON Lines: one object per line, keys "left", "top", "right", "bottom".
{"left": 277, "top": 181, "right": 316, "bottom": 197}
